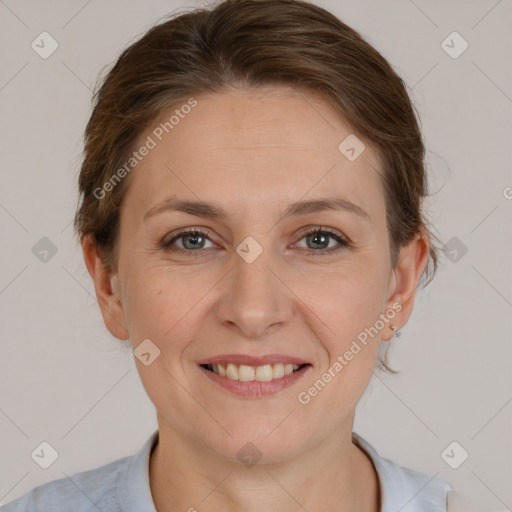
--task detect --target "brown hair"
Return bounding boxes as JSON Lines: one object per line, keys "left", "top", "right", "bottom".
{"left": 73, "top": 0, "right": 442, "bottom": 374}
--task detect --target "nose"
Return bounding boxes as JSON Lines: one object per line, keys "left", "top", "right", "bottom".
{"left": 215, "top": 245, "right": 293, "bottom": 338}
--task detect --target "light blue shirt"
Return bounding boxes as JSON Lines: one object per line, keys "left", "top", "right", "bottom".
{"left": 1, "top": 430, "right": 452, "bottom": 511}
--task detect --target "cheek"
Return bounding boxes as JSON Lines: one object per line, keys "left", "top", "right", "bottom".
{"left": 124, "top": 267, "right": 217, "bottom": 358}
{"left": 297, "top": 260, "right": 388, "bottom": 334}
{"left": 298, "top": 269, "right": 383, "bottom": 408}
{"left": 122, "top": 270, "right": 182, "bottom": 344}
{"left": 293, "top": 264, "right": 387, "bottom": 402}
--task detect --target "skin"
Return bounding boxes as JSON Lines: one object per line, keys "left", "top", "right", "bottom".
{"left": 83, "top": 85, "right": 429, "bottom": 512}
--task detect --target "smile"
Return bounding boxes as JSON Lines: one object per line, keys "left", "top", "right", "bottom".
{"left": 201, "top": 363, "right": 307, "bottom": 382}
{"left": 197, "top": 354, "right": 312, "bottom": 397}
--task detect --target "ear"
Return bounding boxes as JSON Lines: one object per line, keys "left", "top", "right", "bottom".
{"left": 381, "top": 226, "right": 429, "bottom": 342}
{"left": 82, "top": 235, "right": 129, "bottom": 340}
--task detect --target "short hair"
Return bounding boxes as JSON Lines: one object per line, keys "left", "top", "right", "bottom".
{"left": 73, "top": 0, "right": 442, "bottom": 374}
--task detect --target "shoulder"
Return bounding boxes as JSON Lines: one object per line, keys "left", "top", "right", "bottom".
{"left": 352, "top": 432, "right": 453, "bottom": 512}
{"left": 0, "top": 455, "right": 132, "bottom": 512}
{"left": 446, "top": 488, "right": 489, "bottom": 512}
{"left": 385, "top": 463, "right": 453, "bottom": 508}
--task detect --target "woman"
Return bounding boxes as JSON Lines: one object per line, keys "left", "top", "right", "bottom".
{"left": 1, "top": 0, "right": 459, "bottom": 510}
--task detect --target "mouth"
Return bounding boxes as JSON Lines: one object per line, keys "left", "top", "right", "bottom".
{"left": 200, "top": 362, "right": 310, "bottom": 382}
{"left": 197, "top": 355, "right": 312, "bottom": 398}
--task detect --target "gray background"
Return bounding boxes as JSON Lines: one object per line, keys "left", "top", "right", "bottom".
{"left": 0, "top": 0, "right": 510, "bottom": 510}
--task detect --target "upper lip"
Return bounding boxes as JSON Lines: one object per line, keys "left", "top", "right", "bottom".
{"left": 198, "top": 354, "right": 311, "bottom": 367}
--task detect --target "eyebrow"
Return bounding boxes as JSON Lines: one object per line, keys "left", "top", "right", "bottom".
{"left": 142, "top": 196, "right": 371, "bottom": 223}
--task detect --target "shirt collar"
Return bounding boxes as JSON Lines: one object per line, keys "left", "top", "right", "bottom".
{"left": 116, "top": 429, "right": 449, "bottom": 512}
{"left": 352, "top": 431, "right": 451, "bottom": 512}
{"left": 115, "top": 429, "right": 159, "bottom": 512}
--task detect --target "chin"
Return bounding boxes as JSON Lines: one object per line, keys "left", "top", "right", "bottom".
{"left": 203, "top": 424, "right": 308, "bottom": 467}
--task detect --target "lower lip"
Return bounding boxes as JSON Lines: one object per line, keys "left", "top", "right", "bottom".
{"left": 198, "top": 365, "right": 311, "bottom": 398}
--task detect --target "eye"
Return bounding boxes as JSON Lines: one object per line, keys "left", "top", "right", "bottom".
{"left": 161, "top": 228, "right": 216, "bottom": 254}
{"left": 294, "top": 227, "right": 351, "bottom": 255}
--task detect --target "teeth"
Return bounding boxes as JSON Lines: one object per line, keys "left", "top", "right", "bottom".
{"left": 239, "top": 364, "right": 255, "bottom": 381}
{"left": 226, "top": 363, "right": 239, "bottom": 380}
{"left": 273, "top": 363, "right": 285, "bottom": 379}
{"left": 208, "top": 363, "right": 303, "bottom": 381}
{"left": 255, "top": 365, "right": 272, "bottom": 381}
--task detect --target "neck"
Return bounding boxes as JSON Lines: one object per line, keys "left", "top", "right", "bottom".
{"left": 148, "top": 420, "right": 380, "bottom": 512}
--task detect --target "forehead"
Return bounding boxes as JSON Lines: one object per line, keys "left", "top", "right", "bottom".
{"left": 122, "top": 86, "right": 384, "bottom": 221}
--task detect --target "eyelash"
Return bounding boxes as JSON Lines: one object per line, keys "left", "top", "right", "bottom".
{"left": 161, "top": 226, "right": 351, "bottom": 257}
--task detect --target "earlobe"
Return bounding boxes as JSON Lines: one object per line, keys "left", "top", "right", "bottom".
{"left": 81, "top": 235, "right": 129, "bottom": 340}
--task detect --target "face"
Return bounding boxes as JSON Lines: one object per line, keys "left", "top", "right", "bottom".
{"left": 86, "top": 85, "right": 425, "bottom": 464}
